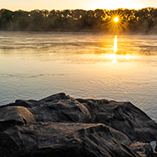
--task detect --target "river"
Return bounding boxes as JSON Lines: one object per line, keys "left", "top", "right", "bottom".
{"left": 0, "top": 31, "right": 157, "bottom": 122}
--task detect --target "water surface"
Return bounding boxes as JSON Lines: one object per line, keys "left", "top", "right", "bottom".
{"left": 0, "top": 31, "right": 157, "bottom": 122}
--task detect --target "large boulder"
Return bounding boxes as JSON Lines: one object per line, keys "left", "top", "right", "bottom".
{"left": 0, "top": 93, "right": 157, "bottom": 157}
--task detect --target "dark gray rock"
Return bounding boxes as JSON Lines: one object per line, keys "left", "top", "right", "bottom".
{"left": 0, "top": 122, "right": 136, "bottom": 157}
{"left": 0, "top": 93, "right": 157, "bottom": 157}
{"left": 76, "top": 99, "right": 157, "bottom": 142}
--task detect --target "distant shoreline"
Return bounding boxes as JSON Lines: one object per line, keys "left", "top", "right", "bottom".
{"left": 0, "top": 8, "right": 157, "bottom": 34}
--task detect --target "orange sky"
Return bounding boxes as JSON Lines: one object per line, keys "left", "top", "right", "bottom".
{"left": 1, "top": 0, "right": 157, "bottom": 11}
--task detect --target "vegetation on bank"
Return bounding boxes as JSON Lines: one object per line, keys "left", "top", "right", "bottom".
{"left": 0, "top": 8, "right": 157, "bottom": 33}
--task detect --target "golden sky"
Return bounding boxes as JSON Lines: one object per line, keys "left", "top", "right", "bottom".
{"left": 1, "top": 0, "right": 157, "bottom": 11}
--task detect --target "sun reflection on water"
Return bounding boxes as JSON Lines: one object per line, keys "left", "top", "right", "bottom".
{"left": 89, "top": 35, "right": 140, "bottom": 64}
{"left": 114, "top": 35, "right": 117, "bottom": 53}
{"left": 113, "top": 35, "right": 118, "bottom": 63}
{"left": 107, "top": 35, "right": 133, "bottom": 64}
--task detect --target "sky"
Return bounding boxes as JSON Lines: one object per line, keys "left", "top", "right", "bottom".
{"left": 1, "top": 0, "right": 157, "bottom": 11}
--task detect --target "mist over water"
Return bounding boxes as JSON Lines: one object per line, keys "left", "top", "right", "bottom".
{"left": 0, "top": 31, "right": 157, "bottom": 122}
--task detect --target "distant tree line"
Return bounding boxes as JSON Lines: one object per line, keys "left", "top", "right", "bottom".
{"left": 0, "top": 8, "right": 157, "bottom": 33}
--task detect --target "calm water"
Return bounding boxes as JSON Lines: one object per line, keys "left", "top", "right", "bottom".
{"left": 0, "top": 31, "right": 157, "bottom": 121}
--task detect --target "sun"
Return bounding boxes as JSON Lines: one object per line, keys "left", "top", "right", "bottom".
{"left": 114, "top": 17, "right": 119, "bottom": 22}
{"left": 104, "top": 10, "right": 125, "bottom": 33}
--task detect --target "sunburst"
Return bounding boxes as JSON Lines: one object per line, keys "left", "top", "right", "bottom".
{"left": 103, "top": 9, "right": 126, "bottom": 34}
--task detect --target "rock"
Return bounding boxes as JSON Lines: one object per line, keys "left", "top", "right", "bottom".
{"left": 0, "top": 106, "right": 35, "bottom": 124}
{"left": 0, "top": 93, "right": 157, "bottom": 157}
{"left": 0, "top": 123, "right": 135, "bottom": 157}
{"left": 77, "top": 99, "right": 157, "bottom": 142}
{"left": 155, "top": 141, "right": 157, "bottom": 152}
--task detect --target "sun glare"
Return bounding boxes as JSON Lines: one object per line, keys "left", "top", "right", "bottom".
{"left": 106, "top": 11, "right": 125, "bottom": 33}
{"left": 114, "top": 17, "right": 119, "bottom": 22}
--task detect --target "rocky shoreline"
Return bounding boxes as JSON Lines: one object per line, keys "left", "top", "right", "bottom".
{"left": 0, "top": 93, "right": 157, "bottom": 157}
